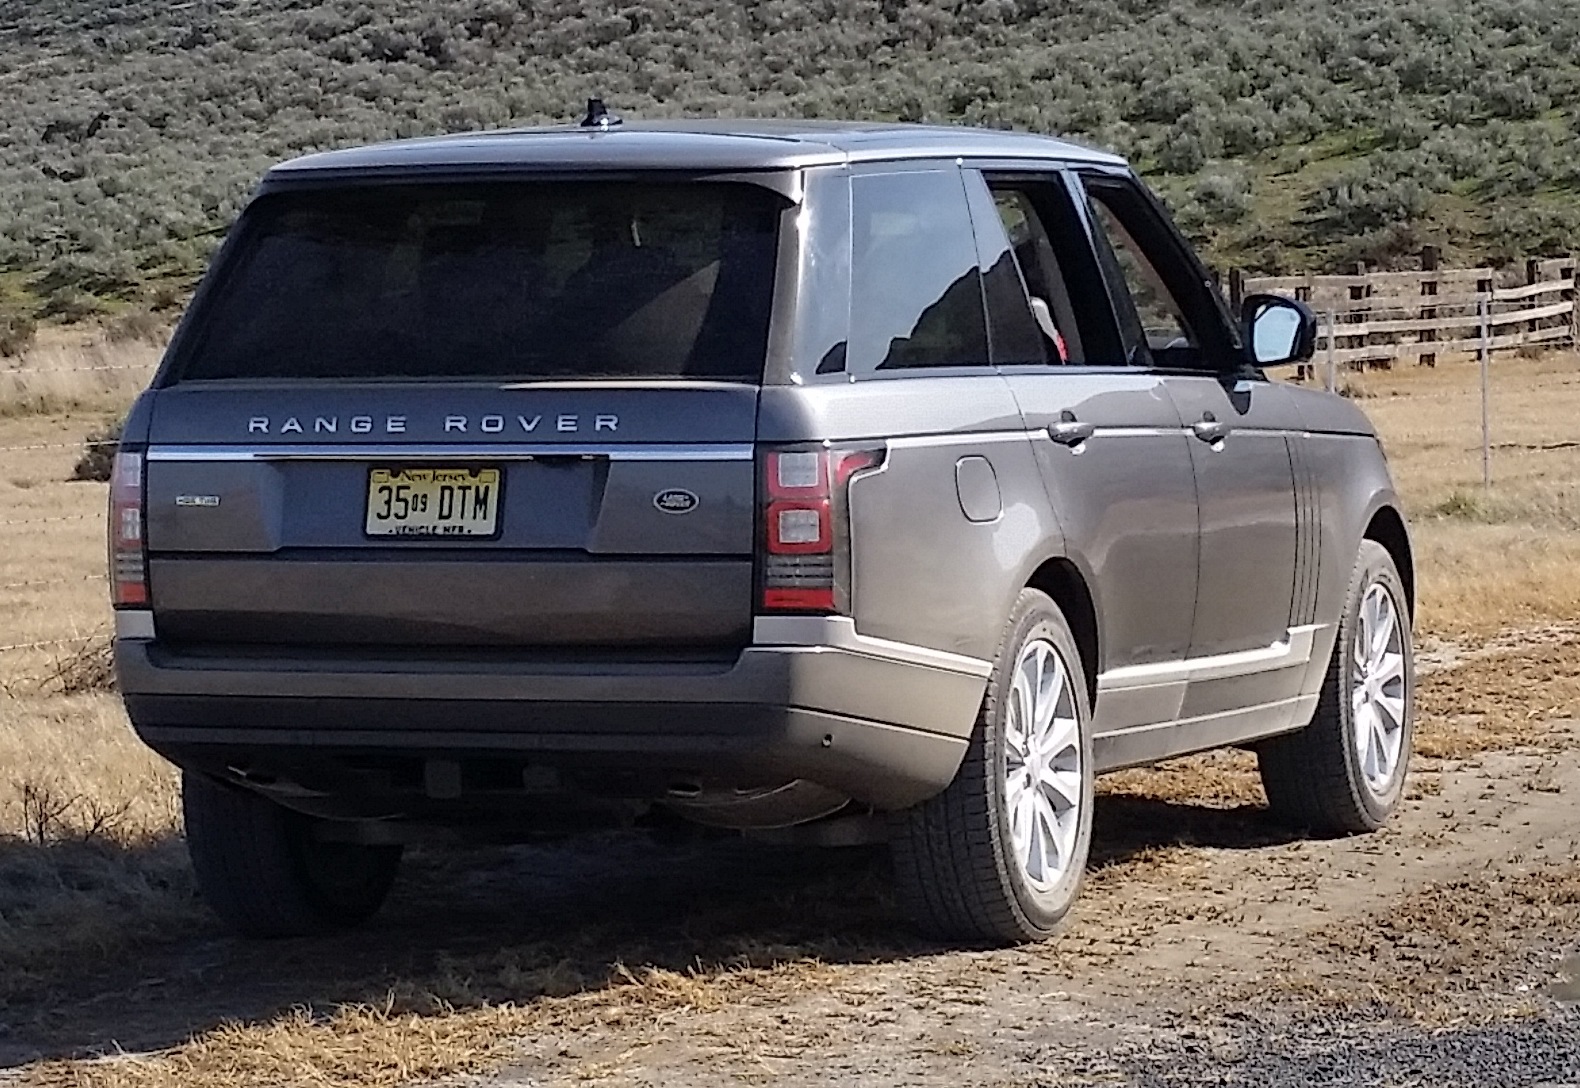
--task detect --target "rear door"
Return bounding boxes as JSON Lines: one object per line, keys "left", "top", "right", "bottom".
{"left": 1073, "top": 170, "right": 1306, "bottom": 716}
{"left": 142, "top": 178, "right": 785, "bottom": 651}
{"left": 963, "top": 169, "right": 1200, "bottom": 733}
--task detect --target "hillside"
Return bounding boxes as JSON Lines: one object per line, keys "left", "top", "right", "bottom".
{"left": 4, "top": 0, "right": 1580, "bottom": 324}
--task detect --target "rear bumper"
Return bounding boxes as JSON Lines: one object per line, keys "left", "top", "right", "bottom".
{"left": 115, "top": 619, "right": 988, "bottom": 811}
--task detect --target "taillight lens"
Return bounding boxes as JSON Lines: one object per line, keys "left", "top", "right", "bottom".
{"left": 109, "top": 450, "right": 147, "bottom": 607}
{"left": 758, "top": 447, "right": 885, "bottom": 614}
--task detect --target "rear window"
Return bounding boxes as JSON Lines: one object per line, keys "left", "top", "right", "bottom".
{"left": 173, "top": 181, "right": 784, "bottom": 382}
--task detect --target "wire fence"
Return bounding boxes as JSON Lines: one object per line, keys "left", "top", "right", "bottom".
{"left": 0, "top": 362, "right": 160, "bottom": 374}
{"left": 0, "top": 440, "right": 120, "bottom": 454}
{"left": 0, "top": 634, "right": 103, "bottom": 655}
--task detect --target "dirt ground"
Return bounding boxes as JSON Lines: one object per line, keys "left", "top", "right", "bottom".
{"left": 1, "top": 352, "right": 1578, "bottom": 1086}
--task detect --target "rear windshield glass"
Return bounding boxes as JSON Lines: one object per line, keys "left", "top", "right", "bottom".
{"left": 172, "top": 181, "right": 784, "bottom": 382}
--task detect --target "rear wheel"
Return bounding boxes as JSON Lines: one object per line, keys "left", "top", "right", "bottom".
{"left": 891, "top": 590, "right": 1094, "bottom": 943}
{"left": 183, "top": 772, "right": 402, "bottom": 938}
{"left": 1259, "top": 540, "right": 1414, "bottom": 833}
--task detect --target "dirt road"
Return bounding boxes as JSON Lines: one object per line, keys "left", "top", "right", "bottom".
{"left": 6, "top": 630, "right": 1578, "bottom": 1087}
{"left": 478, "top": 729, "right": 1580, "bottom": 1087}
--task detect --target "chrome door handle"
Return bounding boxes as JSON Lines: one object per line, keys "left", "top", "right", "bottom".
{"left": 1191, "top": 415, "right": 1230, "bottom": 444}
{"left": 1047, "top": 419, "right": 1096, "bottom": 446}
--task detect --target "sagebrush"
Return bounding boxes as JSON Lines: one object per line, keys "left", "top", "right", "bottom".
{"left": 6, "top": 0, "right": 1580, "bottom": 319}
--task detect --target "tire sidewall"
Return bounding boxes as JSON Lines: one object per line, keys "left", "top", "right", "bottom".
{"left": 986, "top": 593, "right": 1095, "bottom": 933}
{"left": 1338, "top": 541, "right": 1415, "bottom": 824}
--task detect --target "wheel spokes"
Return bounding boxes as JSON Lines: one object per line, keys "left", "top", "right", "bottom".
{"left": 1351, "top": 581, "right": 1410, "bottom": 793}
{"left": 1000, "top": 636, "right": 1084, "bottom": 893}
{"left": 1374, "top": 689, "right": 1406, "bottom": 731}
{"left": 1037, "top": 761, "right": 1081, "bottom": 813}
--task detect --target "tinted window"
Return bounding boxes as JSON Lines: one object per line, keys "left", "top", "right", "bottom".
{"left": 989, "top": 187, "right": 1088, "bottom": 365}
{"left": 962, "top": 177, "right": 1049, "bottom": 368}
{"left": 848, "top": 171, "right": 988, "bottom": 374}
{"left": 1086, "top": 195, "right": 1194, "bottom": 353}
{"left": 173, "top": 182, "right": 783, "bottom": 382}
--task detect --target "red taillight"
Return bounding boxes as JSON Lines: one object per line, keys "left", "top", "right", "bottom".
{"left": 758, "top": 446, "right": 885, "bottom": 614}
{"left": 109, "top": 450, "right": 147, "bottom": 607}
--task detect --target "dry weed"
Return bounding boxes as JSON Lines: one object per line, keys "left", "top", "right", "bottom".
{"left": 33, "top": 638, "right": 115, "bottom": 696}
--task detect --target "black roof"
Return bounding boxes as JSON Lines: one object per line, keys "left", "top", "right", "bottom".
{"left": 267, "top": 119, "right": 1126, "bottom": 179}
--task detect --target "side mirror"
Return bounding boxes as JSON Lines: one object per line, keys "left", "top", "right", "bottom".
{"left": 1241, "top": 293, "right": 1318, "bottom": 367}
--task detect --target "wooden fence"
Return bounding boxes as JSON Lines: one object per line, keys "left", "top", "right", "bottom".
{"left": 1227, "top": 249, "right": 1578, "bottom": 371}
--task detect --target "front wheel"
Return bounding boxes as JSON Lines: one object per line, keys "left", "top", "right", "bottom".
{"left": 183, "top": 772, "right": 403, "bottom": 938}
{"left": 1259, "top": 539, "right": 1415, "bottom": 833}
{"left": 891, "top": 589, "right": 1095, "bottom": 943}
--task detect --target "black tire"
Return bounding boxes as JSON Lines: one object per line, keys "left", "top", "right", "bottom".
{"left": 891, "top": 589, "right": 1095, "bottom": 944}
{"left": 183, "top": 772, "right": 402, "bottom": 938}
{"left": 1259, "top": 540, "right": 1415, "bottom": 833}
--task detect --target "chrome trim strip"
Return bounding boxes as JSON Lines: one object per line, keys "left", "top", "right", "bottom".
{"left": 890, "top": 427, "right": 1193, "bottom": 448}
{"left": 752, "top": 616, "right": 993, "bottom": 679}
{"left": 147, "top": 443, "right": 756, "bottom": 463}
{"left": 886, "top": 431, "right": 1034, "bottom": 450}
{"left": 114, "top": 610, "right": 155, "bottom": 640}
{"left": 1097, "top": 624, "right": 1325, "bottom": 692}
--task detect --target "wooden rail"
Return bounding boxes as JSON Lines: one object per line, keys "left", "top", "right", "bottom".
{"left": 1232, "top": 249, "right": 1578, "bottom": 371}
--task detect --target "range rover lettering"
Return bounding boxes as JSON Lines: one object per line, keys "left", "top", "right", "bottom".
{"left": 110, "top": 111, "right": 1415, "bottom": 943}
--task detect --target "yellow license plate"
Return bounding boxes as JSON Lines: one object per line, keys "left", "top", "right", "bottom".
{"left": 365, "top": 467, "right": 502, "bottom": 538}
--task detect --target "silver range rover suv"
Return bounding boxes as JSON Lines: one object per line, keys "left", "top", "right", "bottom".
{"left": 111, "top": 115, "right": 1415, "bottom": 943}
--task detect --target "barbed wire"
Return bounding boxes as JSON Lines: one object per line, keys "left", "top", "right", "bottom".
{"left": 0, "top": 573, "right": 105, "bottom": 592}
{"left": 0, "top": 362, "right": 158, "bottom": 375}
{"left": 0, "top": 440, "right": 119, "bottom": 453}
{"left": 0, "top": 514, "right": 99, "bottom": 528}
{"left": 0, "top": 633, "right": 104, "bottom": 654}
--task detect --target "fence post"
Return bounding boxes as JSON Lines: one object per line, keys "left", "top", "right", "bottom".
{"left": 1326, "top": 311, "right": 1338, "bottom": 393}
{"left": 1526, "top": 258, "right": 1541, "bottom": 348}
{"left": 1229, "top": 268, "right": 1244, "bottom": 311}
{"left": 1565, "top": 255, "right": 1578, "bottom": 351}
{"left": 1479, "top": 295, "right": 1492, "bottom": 491}
{"left": 1419, "top": 245, "right": 1440, "bottom": 367}
{"left": 1348, "top": 261, "right": 1374, "bottom": 369}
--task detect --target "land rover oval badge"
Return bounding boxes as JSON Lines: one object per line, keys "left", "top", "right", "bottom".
{"left": 653, "top": 488, "right": 700, "bottom": 515}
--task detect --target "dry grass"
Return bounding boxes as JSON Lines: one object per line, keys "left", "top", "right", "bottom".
{"left": 1250, "top": 861, "right": 1580, "bottom": 1021}
{"left": 0, "top": 328, "right": 163, "bottom": 419}
{"left": 1356, "top": 352, "right": 1580, "bottom": 639}
{"left": 0, "top": 351, "right": 1577, "bottom": 1085}
{"left": 0, "top": 421, "right": 188, "bottom": 1011}
{"left": 23, "top": 955, "right": 853, "bottom": 1088}
{"left": 1414, "top": 634, "right": 1580, "bottom": 758}
{"left": 0, "top": 692, "right": 189, "bottom": 1008}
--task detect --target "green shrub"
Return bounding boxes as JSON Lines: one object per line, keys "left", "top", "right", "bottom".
{"left": 4, "top": 0, "right": 1580, "bottom": 284}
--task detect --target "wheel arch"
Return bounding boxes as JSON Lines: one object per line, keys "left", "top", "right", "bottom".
{"left": 1024, "top": 556, "right": 1100, "bottom": 707}
{"left": 1362, "top": 504, "right": 1415, "bottom": 619}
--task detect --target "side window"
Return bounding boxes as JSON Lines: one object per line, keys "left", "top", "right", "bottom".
{"left": 963, "top": 171, "right": 1132, "bottom": 368}
{"left": 1080, "top": 176, "right": 1230, "bottom": 371}
{"left": 848, "top": 171, "right": 989, "bottom": 374}
{"left": 989, "top": 188, "right": 1085, "bottom": 365}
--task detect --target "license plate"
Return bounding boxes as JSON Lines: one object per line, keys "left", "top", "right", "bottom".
{"left": 365, "top": 467, "right": 502, "bottom": 538}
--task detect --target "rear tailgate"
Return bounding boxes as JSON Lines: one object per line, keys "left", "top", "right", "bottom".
{"left": 143, "top": 384, "right": 758, "bottom": 648}
{"left": 140, "top": 176, "right": 783, "bottom": 651}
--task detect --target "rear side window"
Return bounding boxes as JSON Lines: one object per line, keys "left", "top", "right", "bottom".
{"left": 847, "top": 170, "right": 989, "bottom": 374}
{"left": 172, "top": 181, "right": 784, "bottom": 382}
